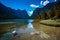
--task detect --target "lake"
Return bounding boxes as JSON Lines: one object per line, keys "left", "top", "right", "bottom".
{"left": 0, "top": 19, "right": 60, "bottom": 40}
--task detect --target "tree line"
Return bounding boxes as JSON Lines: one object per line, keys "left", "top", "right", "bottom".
{"left": 35, "top": 1, "right": 60, "bottom": 20}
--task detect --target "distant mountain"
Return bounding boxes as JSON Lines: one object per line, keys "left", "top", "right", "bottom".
{"left": 43, "top": 2, "right": 55, "bottom": 12}
{"left": 31, "top": 1, "right": 60, "bottom": 19}
{"left": 0, "top": 3, "right": 29, "bottom": 19}
{"left": 31, "top": 8, "right": 43, "bottom": 18}
{"left": 16, "top": 9, "right": 29, "bottom": 18}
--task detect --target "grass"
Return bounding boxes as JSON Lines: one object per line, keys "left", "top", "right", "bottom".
{"left": 33, "top": 22, "right": 60, "bottom": 40}
{"left": 40, "top": 19, "right": 60, "bottom": 27}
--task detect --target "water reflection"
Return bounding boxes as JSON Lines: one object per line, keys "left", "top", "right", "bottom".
{"left": 0, "top": 20, "right": 35, "bottom": 37}
{"left": 18, "top": 20, "right": 35, "bottom": 33}
{"left": 27, "top": 19, "right": 34, "bottom": 23}
{"left": 0, "top": 19, "right": 56, "bottom": 40}
{"left": 27, "top": 23, "right": 33, "bottom": 29}
{"left": 26, "top": 22, "right": 35, "bottom": 32}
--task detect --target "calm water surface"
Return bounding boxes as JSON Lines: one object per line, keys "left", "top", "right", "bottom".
{"left": 0, "top": 19, "right": 59, "bottom": 40}
{"left": 0, "top": 19, "right": 36, "bottom": 39}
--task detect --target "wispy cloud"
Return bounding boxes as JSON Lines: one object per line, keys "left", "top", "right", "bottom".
{"left": 40, "top": 0, "right": 50, "bottom": 6}
{"left": 40, "top": 1, "right": 43, "bottom": 5}
{"left": 55, "top": 0, "right": 57, "bottom": 2}
{"left": 30, "top": 4, "right": 39, "bottom": 8}
{"left": 28, "top": 11, "right": 33, "bottom": 16}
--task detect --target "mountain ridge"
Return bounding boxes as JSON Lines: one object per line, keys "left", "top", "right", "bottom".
{"left": 0, "top": 2, "right": 29, "bottom": 19}
{"left": 31, "top": 1, "right": 60, "bottom": 19}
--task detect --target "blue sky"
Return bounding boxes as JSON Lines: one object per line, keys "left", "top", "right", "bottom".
{"left": 0, "top": 0, "right": 56, "bottom": 16}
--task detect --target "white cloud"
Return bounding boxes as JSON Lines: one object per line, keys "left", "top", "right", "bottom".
{"left": 40, "top": 0, "right": 50, "bottom": 6}
{"left": 28, "top": 11, "right": 33, "bottom": 16}
{"left": 55, "top": 0, "right": 57, "bottom": 2}
{"left": 43, "top": 0, "right": 50, "bottom": 6}
{"left": 40, "top": 1, "right": 43, "bottom": 5}
{"left": 30, "top": 4, "right": 39, "bottom": 8}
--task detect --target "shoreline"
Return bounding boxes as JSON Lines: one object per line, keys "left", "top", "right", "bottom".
{"left": 40, "top": 20, "right": 60, "bottom": 27}
{"left": 0, "top": 22, "right": 27, "bottom": 37}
